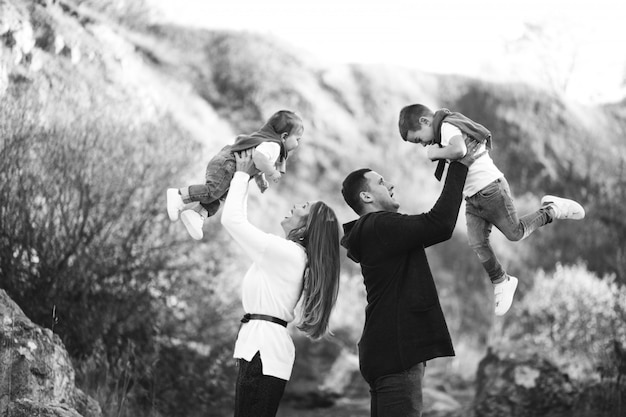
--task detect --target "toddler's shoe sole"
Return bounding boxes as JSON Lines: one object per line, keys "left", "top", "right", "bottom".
{"left": 167, "top": 189, "right": 183, "bottom": 222}
{"left": 180, "top": 210, "right": 204, "bottom": 240}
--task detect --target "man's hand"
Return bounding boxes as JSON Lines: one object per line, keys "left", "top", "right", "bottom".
{"left": 458, "top": 139, "right": 486, "bottom": 167}
{"left": 428, "top": 135, "right": 466, "bottom": 161}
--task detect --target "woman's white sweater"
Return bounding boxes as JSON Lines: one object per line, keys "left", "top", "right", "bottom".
{"left": 221, "top": 171, "right": 306, "bottom": 380}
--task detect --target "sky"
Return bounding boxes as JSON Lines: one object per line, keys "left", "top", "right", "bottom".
{"left": 151, "top": 0, "right": 626, "bottom": 103}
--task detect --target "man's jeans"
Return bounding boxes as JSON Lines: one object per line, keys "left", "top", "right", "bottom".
{"left": 369, "top": 362, "right": 425, "bottom": 417}
{"left": 465, "top": 177, "right": 552, "bottom": 283}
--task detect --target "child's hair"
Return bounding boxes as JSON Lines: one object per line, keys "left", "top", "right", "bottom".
{"left": 263, "top": 110, "right": 304, "bottom": 137}
{"left": 287, "top": 202, "right": 340, "bottom": 340}
{"left": 341, "top": 168, "right": 372, "bottom": 215}
{"left": 398, "top": 104, "right": 433, "bottom": 141}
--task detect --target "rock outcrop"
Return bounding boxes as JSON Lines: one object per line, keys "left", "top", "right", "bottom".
{"left": 0, "top": 289, "right": 101, "bottom": 417}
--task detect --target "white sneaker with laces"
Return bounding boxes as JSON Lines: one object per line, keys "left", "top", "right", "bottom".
{"left": 541, "top": 195, "right": 585, "bottom": 220}
{"left": 494, "top": 276, "right": 518, "bottom": 316}
{"left": 167, "top": 189, "right": 184, "bottom": 221}
{"left": 180, "top": 209, "right": 204, "bottom": 240}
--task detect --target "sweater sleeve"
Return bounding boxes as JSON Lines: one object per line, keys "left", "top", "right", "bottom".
{"left": 373, "top": 161, "right": 468, "bottom": 253}
{"left": 221, "top": 171, "right": 304, "bottom": 271}
{"left": 220, "top": 171, "right": 274, "bottom": 263}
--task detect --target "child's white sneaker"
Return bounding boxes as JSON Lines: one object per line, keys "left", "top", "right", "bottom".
{"left": 167, "top": 189, "right": 184, "bottom": 221}
{"left": 541, "top": 195, "right": 585, "bottom": 220}
{"left": 494, "top": 276, "right": 518, "bottom": 316}
{"left": 180, "top": 209, "right": 204, "bottom": 240}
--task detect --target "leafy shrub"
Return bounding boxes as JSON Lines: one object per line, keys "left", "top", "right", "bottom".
{"left": 0, "top": 90, "right": 243, "bottom": 416}
{"left": 132, "top": 337, "right": 237, "bottom": 417}
{"left": 504, "top": 263, "right": 626, "bottom": 379}
{"left": 0, "top": 91, "right": 186, "bottom": 354}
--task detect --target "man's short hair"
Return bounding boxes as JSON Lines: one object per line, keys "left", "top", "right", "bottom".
{"left": 341, "top": 168, "right": 372, "bottom": 215}
{"left": 398, "top": 104, "right": 432, "bottom": 141}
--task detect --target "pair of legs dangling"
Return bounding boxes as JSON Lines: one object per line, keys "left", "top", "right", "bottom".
{"left": 167, "top": 147, "right": 236, "bottom": 240}
{"left": 166, "top": 169, "right": 229, "bottom": 240}
{"left": 465, "top": 178, "right": 585, "bottom": 316}
{"left": 166, "top": 189, "right": 221, "bottom": 240}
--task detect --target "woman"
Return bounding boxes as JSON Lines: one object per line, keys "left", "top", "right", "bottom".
{"left": 221, "top": 149, "right": 341, "bottom": 417}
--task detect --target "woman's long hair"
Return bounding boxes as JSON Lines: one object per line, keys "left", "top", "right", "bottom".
{"left": 287, "top": 202, "right": 341, "bottom": 340}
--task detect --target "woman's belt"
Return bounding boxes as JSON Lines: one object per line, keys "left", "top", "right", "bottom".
{"left": 240, "top": 313, "right": 287, "bottom": 328}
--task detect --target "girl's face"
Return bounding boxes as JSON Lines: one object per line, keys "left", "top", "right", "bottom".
{"left": 281, "top": 202, "right": 313, "bottom": 236}
{"left": 283, "top": 130, "right": 303, "bottom": 152}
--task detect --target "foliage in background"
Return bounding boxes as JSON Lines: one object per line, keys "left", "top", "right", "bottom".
{"left": 0, "top": 86, "right": 178, "bottom": 355}
{"left": 503, "top": 263, "right": 626, "bottom": 380}
{"left": 582, "top": 104, "right": 626, "bottom": 280}
{"left": 0, "top": 82, "right": 241, "bottom": 415}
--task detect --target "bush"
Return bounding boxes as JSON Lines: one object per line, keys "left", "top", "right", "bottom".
{"left": 0, "top": 92, "right": 185, "bottom": 355}
{"left": 503, "top": 263, "right": 626, "bottom": 379}
{"left": 0, "top": 90, "right": 243, "bottom": 416}
{"left": 132, "top": 337, "right": 237, "bottom": 417}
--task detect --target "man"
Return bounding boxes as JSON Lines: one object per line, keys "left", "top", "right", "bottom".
{"left": 340, "top": 141, "right": 483, "bottom": 416}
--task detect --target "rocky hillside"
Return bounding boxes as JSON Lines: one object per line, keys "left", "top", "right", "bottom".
{"left": 2, "top": 0, "right": 624, "bottom": 226}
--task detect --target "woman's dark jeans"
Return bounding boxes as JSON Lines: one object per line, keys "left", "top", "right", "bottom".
{"left": 234, "top": 351, "right": 287, "bottom": 417}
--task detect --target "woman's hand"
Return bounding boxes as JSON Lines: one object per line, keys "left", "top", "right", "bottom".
{"left": 235, "top": 149, "right": 258, "bottom": 176}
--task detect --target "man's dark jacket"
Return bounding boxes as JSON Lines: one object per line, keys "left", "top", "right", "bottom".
{"left": 341, "top": 162, "right": 469, "bottom": 384}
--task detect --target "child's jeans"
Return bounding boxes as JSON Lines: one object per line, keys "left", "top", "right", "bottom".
{"left": 180, "top": 145, "right": 236, "bottom": 217}
{"left": 465, "top": 177, "right": 552, "bottom": 284}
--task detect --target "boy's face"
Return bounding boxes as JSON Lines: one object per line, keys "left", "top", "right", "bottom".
{"left": 405, "top": 119, "right": 435, "bottom": 146}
